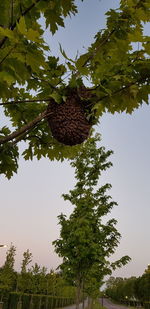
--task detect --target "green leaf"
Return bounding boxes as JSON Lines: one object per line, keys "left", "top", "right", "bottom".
{"left": 45, "top": 10, "right": 65, "bottom": 34}
{"left": 26, "top": 29, "right": 42, "bottom": 43}
{"left": 0, "top": 142, "right": 19, "bottom": 179}
{"left": 67, "top": 62, "right": 76, "bottom": 71}
{"left": 50, "top": 92, "right": 62, "bottom": 103}
{"left": 0, "top": 0, "right": 11, "bottom": 27}
{"left": 0, "top": 27, "right": 17, "bottom": 42}
{"left": 0, "top": 72, "right": 16, "bottom": 85}
{"left": 76, "top": 54, "right": 90, "bottom": 69}
{"left": 17, "top": 16, "right": 27, "bottom": 35}
{"left": 59, "top": 44, "right": 75, "bottom": 63}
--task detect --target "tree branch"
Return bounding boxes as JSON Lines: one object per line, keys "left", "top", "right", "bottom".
{"left": 0, "top": 76, "right": 148, "bottom": 107}
{"left": 86, "top": 77, "right": 149, "bottom": 107}
{"left": 0, "top": 98, "right": 51, "bottom": 106}
{"left": 99, "top": 77, "right": 149, "bottom": 101}
{"left": 0, "top": 45, "right": 17, "bottom": 66}
{"left": 82, "top": 29, "right": 116, "bottom": 68}
{"left": 0, "top": 110, "right": 51, "bottom": 145}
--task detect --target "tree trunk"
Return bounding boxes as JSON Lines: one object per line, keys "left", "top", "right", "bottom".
{"left": 82, "top": 280, "right": 85, "bottom": 309}
{"left": 88, "top": 297, "right": 93, "bottom": 309}
{"left": 82, "top": 298, "right": 85, "bottom": 309}
{"left": 76, "top": 282, "right": 81, "bottom": 309}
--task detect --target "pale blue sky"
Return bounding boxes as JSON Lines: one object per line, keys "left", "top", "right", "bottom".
{"left": 1, "top": 0, "right": 150, "bottom": 279}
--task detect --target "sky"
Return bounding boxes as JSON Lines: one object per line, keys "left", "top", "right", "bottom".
{"left": 0, "top": 0, "right": 150, "bottom": 280}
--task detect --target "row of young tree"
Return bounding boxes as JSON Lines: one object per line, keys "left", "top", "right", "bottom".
{"left": 105, "top": 265, "right": 150, "bottom": 304}
{"left": 0, "top": 245, "right": 75, "bottom": 297}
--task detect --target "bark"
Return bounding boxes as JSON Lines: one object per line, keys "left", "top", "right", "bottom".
{"left": 82, "top": 280, "right": 85, "bottom": 309}
{"left": 88, "top": 297, "right": 93, "bottom": 309}
{"left": 76, "top": 280, "right": 82, "bottom": 309}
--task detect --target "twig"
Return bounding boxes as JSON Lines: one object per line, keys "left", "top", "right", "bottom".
{"left": 12, "top": 133, "right": 52, "bottom": 146}
{"left": 84, "top": 77, "right": 148, "bottom": 107}
{"left": 82, "top": 30, "right": 116, "bottom": 68}
{"left": 31, "top": 76, "right": 56, "bottom": 89}
{"left": 0, "top": 98, "right": 51, "bottom": 106}
{"left": 0, "top": 45, "right": 17, "bottom": 66}
{"left": 0, "top": 75, "right": 148, "bottom": 108}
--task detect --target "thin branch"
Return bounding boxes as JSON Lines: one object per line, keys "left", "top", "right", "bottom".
{"left": 31, "top": 76, "right": 56, "bottom": 89}
{"left": 82, "top": 30, "right": 116, "bottom": 68}
{"left": 0, "top": 98, "right": 51, "bottom": 106}
{"left": 85, "top": 77, "right": 148, "bottom": 107}
{"left": 0, "top": 110, "right": 51, "bottom": 145}
{"left": 0, "top": 75, "right": 148, "bottom": 107}
{"left": 0, "top": 45, "right": 17, "bottom": 66}
{"left": 100, "top": 77, "right": 149, "bottom": 100}
{"left": 12, "top": 133, "right": 52, "bottom": 146}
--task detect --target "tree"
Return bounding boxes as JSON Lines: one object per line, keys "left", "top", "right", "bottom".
{"left": 106, "top": 268, "right": 150, "bottom": 304}
{"left": 0, "top": 0, "right": 149, "bottom": 178}
{"left": 0, "top": 244, "right": 17, "bottom": 290}
{"left": 135, "top": 267, "right": 150, "bottom": 302}
{"left": 21, "top": 249, "right": 32, "bottom": 273}
{"left": 3, "top": 244, "right": 16, "bottom": 272}
{"left": 53, "top": 134, "right": 130, "bottom": 308}
{"left": 17, "top": 249, "right": 33, "bottom": 292}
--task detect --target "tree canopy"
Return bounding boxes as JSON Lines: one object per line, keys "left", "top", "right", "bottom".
{"left": 106, "top": 266, "right": 150, "bottom": 304}
{"left": 0, "top": 0, "right": 150, "bottom": 178}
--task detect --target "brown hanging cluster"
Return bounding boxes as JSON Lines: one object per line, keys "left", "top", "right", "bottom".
{"left": 47, "top": 90, "right": 92, "bottom": 146}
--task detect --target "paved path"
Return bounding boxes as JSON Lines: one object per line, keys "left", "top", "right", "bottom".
{"left": 100, "top": 298, "right": 129, "bottom": 309}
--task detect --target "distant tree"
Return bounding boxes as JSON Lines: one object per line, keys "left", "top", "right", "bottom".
{"left": 0, "top": 244, "right": 16, "bottom": 290}
{"left": 106, "top": 277, "right": 126, "bottom": 301}
{"left": 17, "top": 249, "right": 33, "bottom": 292}
{"left": 21, "top": 249, "right": 32, "bottom": 273}
{"left": 0, "top": 1, "right": 149, "bottom": 178}
{"left": 53, "top": 134, "right": 130, "bottom": 308}
{"left": 106, "top": 268, "right": 150, "bottom": 304}
{"left": 3, "top": 244, "right": 16, "bottom": 272}
{"left": 144, "top": 264, "right": 150, "bottom": 275}
{"left": 135, "top": 267, "right": 150, "bottom": 302}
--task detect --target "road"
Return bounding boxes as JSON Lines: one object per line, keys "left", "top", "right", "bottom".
{"left": 100, "top": 298, "right": 129, "bottom": 309}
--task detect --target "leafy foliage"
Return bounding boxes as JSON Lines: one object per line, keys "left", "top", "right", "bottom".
{"left": 0, "top": 245, "right": 76, "bottom": 299}
{"left": 106, "top": 266, "right": 150, "bottom": 303}
{"left": 0, "top": 0, "right": 150, "bottom": 178}
{"left": 0, "top": 244, "right": 17, "bottom": 290}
